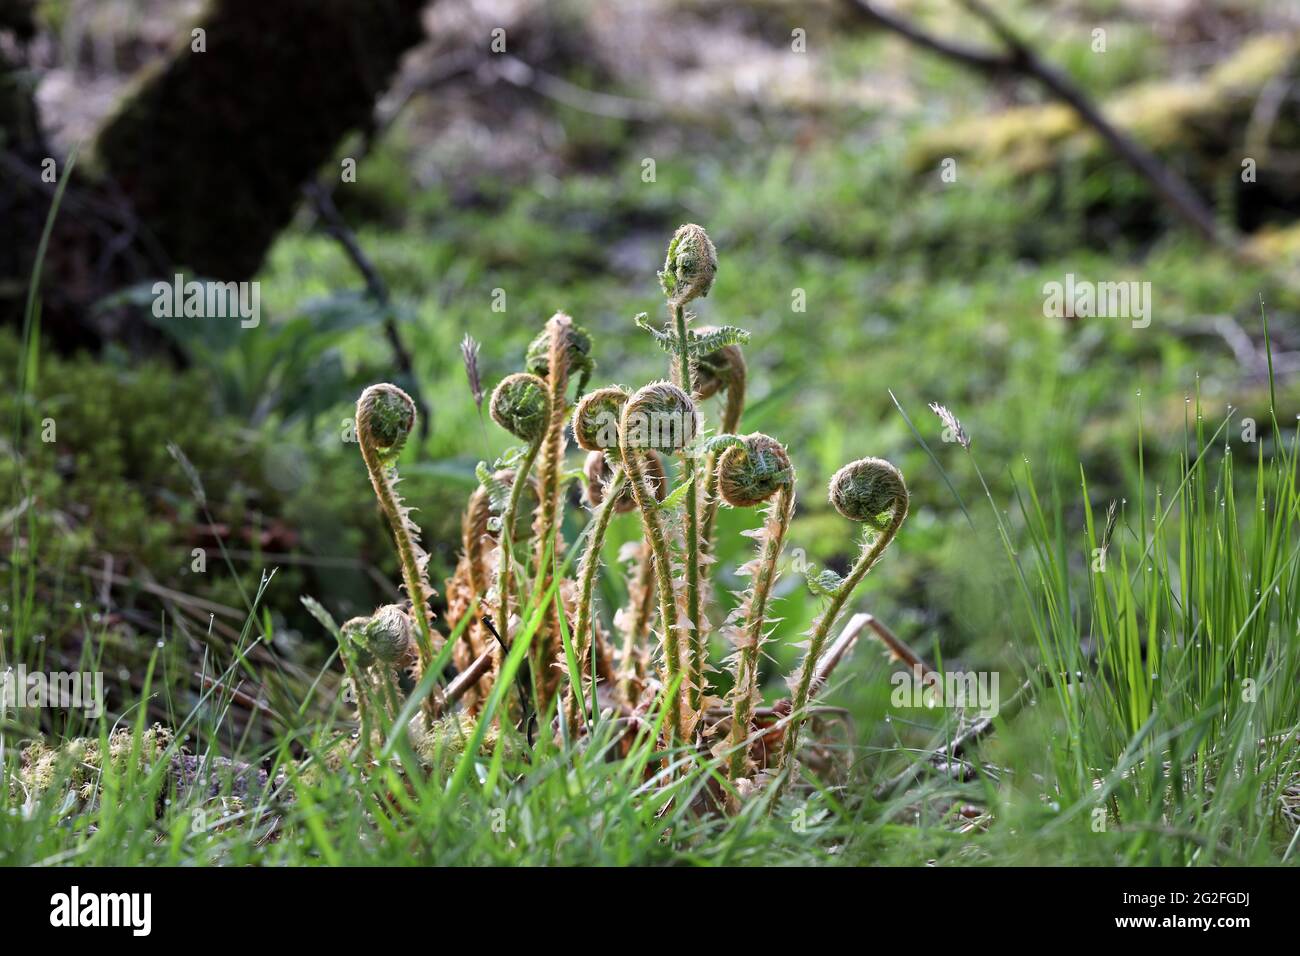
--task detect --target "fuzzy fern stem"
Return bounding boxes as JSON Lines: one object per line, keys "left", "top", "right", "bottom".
{"left": 700, "top": 353, "right": 746, "bottom": 552}
{"left": 774, "top": 525, "right": 896, "bottom": 782}
{"left": 774, "top": 458, "right": 908, "bottom": 793}
{"left": 564, "top": 466, "right": 627, "bottom": 735}
{"left": 496, "top": 438, "right": 542, "bottom": 647}
{"left": 530, "top": 316, "right": 577, "bottom": 713}
{"left": 618, "top": 406, "right": 685, "bottom": 746}
{"left": 616, "top": 545, "right": 656, "bottom": 701}
{"left": 671, "top": 302, "right": 706, "bottom": 715}
{"left": 727, "top": 481, "right": 795, "bottom": 782}
{"left": 355, "top": 386, "right": 436, "bottom": 672}
{"left": 657, "top": 224, "right": 718, "bottom": 718}
{"left": 488, "top": 371, "right": 549, "bottom": 662}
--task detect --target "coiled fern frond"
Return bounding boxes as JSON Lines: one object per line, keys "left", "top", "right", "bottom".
{"left": 335, "top": 226, "right": 909, "bottom": 811}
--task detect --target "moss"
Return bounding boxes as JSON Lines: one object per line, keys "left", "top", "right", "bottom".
{"left": 0, "top": 328, "right": 466, "bottom": 668}
{"left": 1248, "top": 221, "right": 1300, "bottom": 265}
{"left": 910, "top": 35, "right": 1299, "bottom": 175}
{"left": 0, "top": 330, "right": 293, "bottom": 618}
{"left": 291, "top": 737, "right": 354, "bottom": 789}
{"left": 16, "top": 725, "right": 173, "bottom": 803}
{"left": 414, "top": 712, "right": 507, "bottom": 768}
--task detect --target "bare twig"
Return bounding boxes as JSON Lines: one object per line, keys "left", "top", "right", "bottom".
{"left": 193, "top": 672, "right": 284, "bottom": 725}
{"left": 440, "top": 646, "right": 496, "bottom": 714}
{"left": 490, "top": 54, "right": 663, "bottom": 122}
{"left": 873, "top": 677, "right": 1034, "bottom": 800}
{"left": 301, "top": 181, "right": 429, "bottom": 438}
{"left": 848, "top": 0, "right": 1234, "bottom": 251}
{"left": 809, "top": 611, "right": 872, "bottom": 701}
{"left": 79, "top": 564, "right": 243, "bottom": 622}
{"left": 847, "top": 0, "right": 1011, "bottom": 72}
{"left": 861, "top": 612, "right": 938, "bottom": 678}
{"left": 1210, "top": 315, "right": 1300, "bottom": 379}
{"left": 1244, "top": 74, "right": 1294, "bottom": 162}
{"left": 873, "top": 668, "right": 1086, "bottom": 800}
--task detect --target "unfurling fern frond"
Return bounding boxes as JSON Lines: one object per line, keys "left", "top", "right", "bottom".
{"left": 634, "top": 313, "right": 751, "bottom": 362}
{"left": 475, "top": 461, "right": 513, "bottom": 515}
{"left": 687, "top": 325, "right": 749, "bottom": 358}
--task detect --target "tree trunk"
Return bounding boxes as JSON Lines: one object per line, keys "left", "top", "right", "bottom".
{"left": 2, "top": 0, "right": 431, "bottom": 344}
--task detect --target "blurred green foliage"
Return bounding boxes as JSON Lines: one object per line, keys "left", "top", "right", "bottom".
{"left": 0, "top": 328, "right": 467, "bottom": 649}
{"left": 252, "top": 120, "right": 1300, "bottom": 677}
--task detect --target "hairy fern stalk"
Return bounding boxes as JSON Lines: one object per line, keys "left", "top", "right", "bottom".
{"left": 340, "top": 225, "right": 908, "bottom": 808}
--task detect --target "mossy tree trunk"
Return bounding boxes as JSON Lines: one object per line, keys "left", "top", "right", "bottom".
{"left": 0, "top": 4, "right": 49, "bottom": 315}
{"left": 2, "top": 0, "right": 430, "bottom": 342}
{"left": 93, "top": 0, "right": 429, "bottom": 280}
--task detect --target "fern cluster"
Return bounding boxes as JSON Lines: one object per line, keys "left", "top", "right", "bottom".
{"left": 340, "top": 225, "right": 908, "bottom": 805}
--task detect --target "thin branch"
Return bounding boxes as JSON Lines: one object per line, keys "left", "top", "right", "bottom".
{"left": 490, "top": 54, "right": 663, "bottom": 122}
{"left": 439, "top": 645, "right": 496, "bottom": 714}
{"left": 861, "top": 612, "right": 938, "bottom": 678}
{"left": 809, "top": 611, "right": 872, "bottom": 701}
{"left": 873, "top": 677, "right": 1034, "bottom": 800}
{"left": 302, "top": 180, "right": 429, "bottom": 437}
{"left": 193, "top": 672, "right": 284, "bottom": 725}
{"left": 849, "top": 0, "right": 1013, "bottom": 72}
{"left": 848, "top": 0, "right": 1234, "bottom": 250}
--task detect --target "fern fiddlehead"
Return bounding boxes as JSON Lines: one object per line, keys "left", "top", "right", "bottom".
{"left": 529, "top": 313, "right": 592, "bottom": 712}
{"left": 587, "top": 448, "right": 668, "bottom": 709}
{"left": 658, "top": 224, "right": 717, "bottom": 717}
{"left": 341, "top": 604, "right": 417, "bottom": 743}
{"left": 355, "top": 384, "right": 437, "bottom": 685}
{"left": 775, "top": 457, "right": 908, "bottom": 792}
{"left": 693, "top": 329, "right": 748, "bottom": 553}
{"left": 715, "top": 434, "right": 796, "bottom": 783}
{"left": 452, "top": 467, "right": 532, "bottom": 715}
{"left": 488, "top": 372, "right": 548, "bottom": 655}
{"left": 564, "top": 386, "right": 630, "bottom": 733}
{"left": 618, "top": 380, "right": 700, "bottom": 745}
